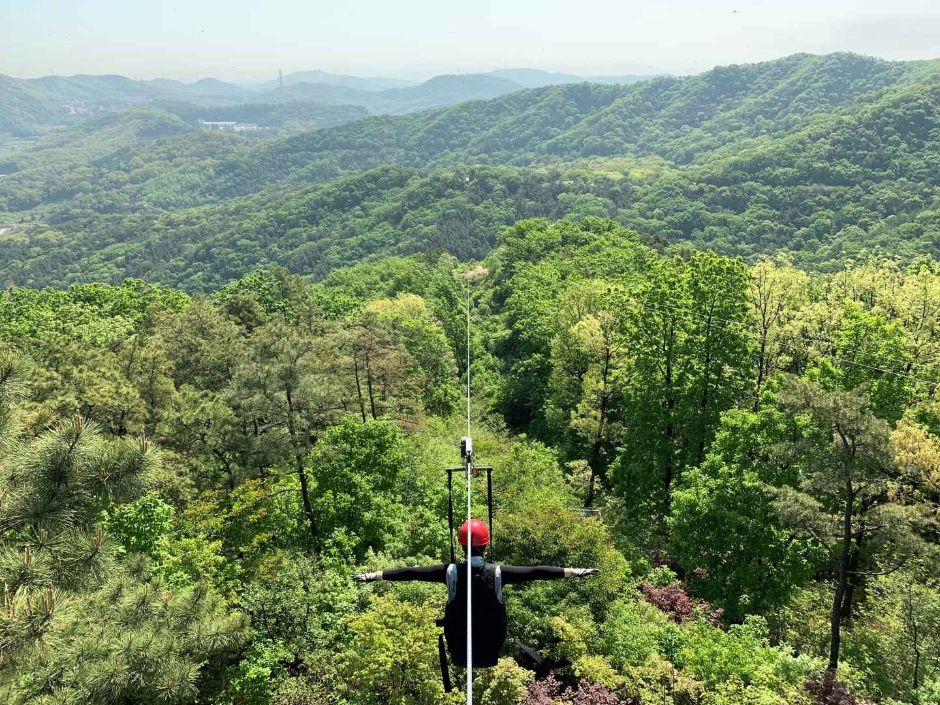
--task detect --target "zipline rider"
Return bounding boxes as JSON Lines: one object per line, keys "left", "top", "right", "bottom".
{"left": 353, "top": 518, "right": 598, "bottom": 669}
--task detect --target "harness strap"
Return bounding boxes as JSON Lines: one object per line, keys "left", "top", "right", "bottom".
{"left": 438, "top": 633, "right": 453, "bottom": 693}
{"left": 487, "top": 468, "right": 494, "bottom": 549}
{"left": 446, "top": 563, "right": 458, "bottom": 602}
{"left": 447, "top": 471, "right": 456, "bottom": 564}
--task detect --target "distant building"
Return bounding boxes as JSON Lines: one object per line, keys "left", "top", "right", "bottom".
{"left": 62, "top": 101, "right": 93, "bottom": 115}
{"left": 197, "top": 120, "right": 264, "bottom": 133}
{"left": 62, "top": 101, "right": 120, "bottom": 115}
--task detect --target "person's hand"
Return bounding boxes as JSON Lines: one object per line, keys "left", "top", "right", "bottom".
{"left": 353, "top": 572, "right": 379, "bottom": 583}
{"left": 571, "top": 568, "right": 599, "bottom": 577}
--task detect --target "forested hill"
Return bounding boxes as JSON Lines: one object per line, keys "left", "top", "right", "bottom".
{"left": 0, "top": 67, "right": 662, "bottom": 140}
{"left": 0, "top": 69, "right": 593, "bottom": 139}
{"left": 244, "top": 52, "right": 930, "bottom": 183}
{"left": 1, "top": 222, "right": 939, "bottom": 704}
{"left": 1, "top": 52, "right": 939, "bottom": 289}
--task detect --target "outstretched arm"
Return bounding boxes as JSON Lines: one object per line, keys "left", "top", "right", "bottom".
{"left": 353, "top": 564, "right": 448, "bottom": 583}
{"left": 500, "top": 565, "right": 598, "bottom": 585}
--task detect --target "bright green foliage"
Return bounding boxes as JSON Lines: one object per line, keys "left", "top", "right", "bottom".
{"left": 677, "top": 617, "right": 814, "bottom": 693}
{"left": 0, "top": 417, "right": 157, "bottom": 591}
{"left": 613, "top": 251, "right": 752, "bottom": 534}
{"left": 158, "top": 533, "right": 235, "bottom": 591}
{"left": 0, "top": 280, "right": 187, "bottom": 348}
{"left": 317, "top": 256, "right": 468, "bottom": 365}
{"left": 102, "top": 490, "right": 173, "bottom": 558}
{"left": 846, "top": 573, "right": 940, "bottom": 701}
{"left": 5, "top": 55, "right": 940, "bottom": 289}
{"left": 222, "top": 640, "right": 294, "bottom": 705}
{"left": 150, "top": 297, "right": 244, "bottom": 391}
{"left": 307, "top": 418, "right": 409, "bottom": 559}
{"left": 492, "top": 217, "right": 650, "bottom": 433}
{"left": 545, "top": 281, "right": 628, "bottom": 505}
{"left": 670, "top": 460, "right": 816, "bottom": 621}
{"left": 213, "top": 478, "right": 308, "bottom": 567}
{"left": 158, "top": 385, "right": 244, "bottom": 486}
{"left": 215, "top": 268, "right": 312, "bottom": 325}
{"left": 491, "top": 441, "right": 570, "bottom": 513}
{"left": 669, "top": 408, "right": 821, "bottom": 620}
{"left": 0, "top": 356, "right": 245, "bottom": 704}
{"left": 599, "top": 599, "right": 681, "bottom": 670}
{"left": 808, "top": 302, "right": 913, "bottom": 421}
{"left": 774, "top": 377, "right": 934, "bottom": 673}
{"left": 477, "top": 658, "right": 534, "bottom": 705}
{"left": 618, "top": 654, "right": 706, "bottom": 705}
{"left": 240, "top": 552, "right": 358, "bottom": 658}
{"left": 497, "top": 501, "right": 630, "bottom": 621}
{"left": 365, "top": 294, "right": 460, "bottom": 415}
{"left": 341, "top": 594, "right": 447, "bottom": 705}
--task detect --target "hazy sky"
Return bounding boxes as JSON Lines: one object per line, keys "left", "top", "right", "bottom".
{"left": 2, "top": 0, "right": 939, "bottom": 81}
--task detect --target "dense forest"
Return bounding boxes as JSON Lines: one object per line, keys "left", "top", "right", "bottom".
{"left": 0, "top": 51, "right": 939, "bottom": 705}
{"left": 1, "top": 219, "right": 939, "bottom": 704}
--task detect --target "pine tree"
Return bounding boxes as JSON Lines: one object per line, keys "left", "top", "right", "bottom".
{"left": 0, "top": 349, "right": 246, "bottom": 704}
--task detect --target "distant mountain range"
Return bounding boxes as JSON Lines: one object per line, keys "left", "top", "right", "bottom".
{"left": 3, "top": 52, "right": 938, "bottom": 290}
{"left": 487, "top": 68, "right": 658, "bottom": 88}
{"left": 253, "top": 67, "right": 659, "bottom": 92}
{"left": 250, "top": 74, "right": 528, "bottom": 114}
{"left": 0, "top": 67, "right": 661, "bottom": 138}
{"left": 251, "top": 70, "right": 414, "bottom": 92}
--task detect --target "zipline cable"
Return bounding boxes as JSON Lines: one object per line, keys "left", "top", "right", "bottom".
{"left": 465, "top": 274, "right": 473, "bottom": 705}
{"left": 467, "top": 273, "right": 472, "bottom": 448}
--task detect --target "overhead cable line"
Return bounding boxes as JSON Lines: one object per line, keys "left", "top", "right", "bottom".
{"left": 638, "top": 293, "right": 934, "bottom": 376}
{"left": 636, "top": 297, "right": 940, "bottom": 392}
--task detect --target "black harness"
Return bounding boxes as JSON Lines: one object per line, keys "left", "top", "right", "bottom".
{"left": 437, "top": 561, "right": 508, "bottom": 690}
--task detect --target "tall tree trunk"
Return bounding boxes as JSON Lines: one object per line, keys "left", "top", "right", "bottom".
{"left": 754, "top": 332, "right": 768, "bottom": 411}
{"left": 695, "top": 307, "right": 715, "bottom": 466}
{"left": 828, "top": 480, "right": 855, "bottom": 673}
{"left": 212, "top": 449, "right": 235, "bottom": 490}
{"left": 364, "top": 350, "right": 378, "bottom": 420}
{"left": 663, "top": 418, "right": 675, "bottom": 511}
{"left": 353, "top": 353, "right": 367, "bottom": 423}
{"left": 285, "top": 385, "right": 318, "bottom": 544}
{"left": 907, "top": 582, "right": 921, "bottom": 691}
{"left": 295, "top": 459, "right": 318, "bottom": 546}
{"left": 841, "top": 528, "right": 864, "bottom": 624}
{"left": 585, "top": 346, "right": 612, "bottom": 508}
{"left": 586, "top": 437, "right": 601, "bottom": 508}
{"left": 663, "top": 357, "right": 676, "bottom": 513}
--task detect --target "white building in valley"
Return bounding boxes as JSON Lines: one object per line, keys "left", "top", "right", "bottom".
{"left": 197, "top": 120, "right": 264, "bottom": 133}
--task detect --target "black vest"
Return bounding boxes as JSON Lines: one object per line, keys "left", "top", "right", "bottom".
{"left": 443, "top": 562, "right": 508, "bottom": 667}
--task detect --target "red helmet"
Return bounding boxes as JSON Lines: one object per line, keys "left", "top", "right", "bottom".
{"left": 458, "top": 519, "right": 490, "bottom": 548}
